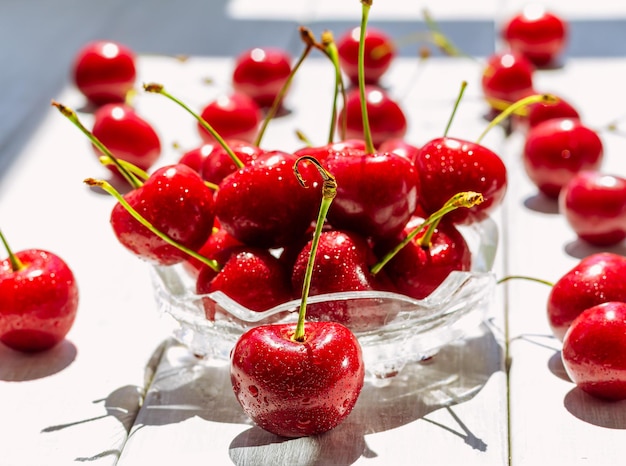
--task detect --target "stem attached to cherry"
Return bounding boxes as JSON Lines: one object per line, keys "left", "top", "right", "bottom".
{"left": 143, "top": 83, "right": 245, "bottom": 169}
{"left": 443, "top": 80, "right": 468, "bottom": 137}
{"left": 292, "top": 156, "right": 337, "bottom": 342}
{"left": 84, "top": 178, "right": 221, "bottom": 272}
{"left": 358, "top": 0, "right": 376, "bottom": 154}
{"left": 497, "top": 275, "right": 554, "bottom": 287}
{"left": 320, "top": 30, "right": 348, "bottom": 143}
{"left": 370, "top": 191, "right": 484, "bottom": 275}
{"left": 0, "top": 228, "right": 24, "bottom": 272}
{"left": 51, "top": 101, "right": 143, "bottom": 189}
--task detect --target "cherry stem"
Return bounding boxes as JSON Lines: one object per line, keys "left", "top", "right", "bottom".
{"left": 358, "top": 0, "right": 376, "bottom": 154}
{"left": 51, "top": 100, "right": 143, "bottom": 189}
{"left": 422, "top": 9, "right": 470, "bottom": 59}
{"left": 497, "top": 275, "right": 554, "bottom": 287}
{"left": 443, "top": 80, "right": 467, "bottom": 137}
{"left": 295, "top": 129, "right": 314, "bottom": 147}
{"left": 98, "top": 156, "right": 150, "bottom": 181}
{"left": 143, "top": 83, "right": 244, "bottom": 169}
{"left": 370, "top": 191, "right": 483, "bottom": 275}
{"left": 254, "top": 27, "right": 316, "bottom": 147}
{"left": 476, "top": 93, "right": 558, "bottom": 144}
{"left": 0, "top": 228, "right": 24, "bottom": 272}
{"left": 320, "top": 29, "right": 347, "bottom": 143}
{"left": 84, "top": 177, "right": 221, "bottom": 272}
{"left": 292, "top": 156, "right": 337, "bottom": 342}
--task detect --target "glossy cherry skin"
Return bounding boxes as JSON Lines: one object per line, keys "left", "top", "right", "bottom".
{"left": 91, "top": 103, "right": 161, "bottom": 175}
{"left": 481, "top": 51, "right": 535, "bottom": 110}
{"left": 197, "top": 93, "right": 262, "bottom": 144}
{"left": 183, "top": 225, "right": 243, "bottom": 277}
{"left": 502, "top": 5, "right": 568, "bottom": 68}
{"left": 374, "top": 217, "right": 471, "bottom": 299}
{"left": 338, "top": 86, "right": 407, "bottom": 149}
{"left": 72, "top": 40, "right": 136, "bottom": 106}
{"left": 196, "top": 247, "right": 293, "bottom": 320}
{"left": 547, "top": 252, "right": 626, "bottom": 341}
{"left": 562, "top": 301, "right": 626, "bottom": 401}
{"left": 291, "top": 229, "right": 397, "bottom": 331}
{"left": 0, "top": 249, "right": 78, "bottom": 352}
{"left": 560, "top": 171, "right": 626, "bottom": 246}
{"left": 232, "top": 47, "right": 292, "bottom": 108}
{"left": 523, "top": 118, "right": 604, "bottom": 199}
{"left": 514, "top": 93, "right": 580, "bottom": 131}
{"left": 230, "top": 321, "right": 365, "bottom": 437}
{"left": 293, "top": 139, "right": 366, "bottom": 166}
{"left": 414, "top": 137, "right": 508, "bottom": 225}
{"left": 200, "top": 139, "right": 264, "bottom": 185}
{"left": 110, "top": 164, "right": 215, "bottom": 265}
{"left": 378, "top": 138, "right": 420, "bottom": 161}
{"left": 337, "top": 26, "right": 396, "bottom": 86}
{"left": 324, "top": 148, "right": 419, "bottom": 240}
{"left": 213, "top": 151, "right": 320, "bottom": 249}
{"left": 178, "top": 144, "right": 214, "bottom": 173}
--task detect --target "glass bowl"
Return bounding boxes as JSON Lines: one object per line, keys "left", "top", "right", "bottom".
{"left": 150, "top": 217, "right": 499, "bottom": 380}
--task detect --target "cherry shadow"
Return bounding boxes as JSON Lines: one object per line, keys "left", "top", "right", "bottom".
{"left": 0, "top": 339, "right": 77, "bottom": 381}
{"left": 564, "top": 238, "right": 626, "bottom": 260}
{"left": 563, "top": 388, "right": 626, "bottom": 429}
{"left": 522, "top": 193, "right": 560, "bottom": 214}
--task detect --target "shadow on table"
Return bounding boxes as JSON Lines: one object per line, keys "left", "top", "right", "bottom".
{"left": 564, "top": 388, "right": 626, "bottom": 429}
{"left": 523, "top": 193, "right": 560, "bottom": 215}
{"left": 127, "top": 324, "right": 502, "bottom": 465}
{"left": 0, "top": 339, "right": 77, "bottom": 381}
{"left": 564, "top": 238, "right": 626, "bottom": 260}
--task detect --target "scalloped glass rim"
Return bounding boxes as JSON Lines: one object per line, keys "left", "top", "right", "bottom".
{"left": 150, "top": 217, "right": 499, "bottom": 380}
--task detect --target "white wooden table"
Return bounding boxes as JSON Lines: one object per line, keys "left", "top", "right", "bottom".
{"left": 1, "top": 1, "right": 626, "bottom": 465}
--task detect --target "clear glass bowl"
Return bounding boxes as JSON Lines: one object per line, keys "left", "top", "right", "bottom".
{"left": 150, "top": 217, "right": 499, "bottom": 380}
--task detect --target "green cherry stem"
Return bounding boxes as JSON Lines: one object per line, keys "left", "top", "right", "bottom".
{"left": 497, "top": 275, "right": 554, "bottom": 287}
{"left": 143, "top": 83, "right": 244, "bottom": 169}
{"left": 254, "top": 27, "right": 316, "bottom": 147}
{"left": 292, "top": 156, "right": 337, "bottom": 342}
{"left": 84, "top": 177, "right": 221, "bottom": 272}
{"left": 51, "top": 100, "right": 143, "bottom": 189}
{"left": 371, "top": 191, "right": 483, "bottom": 275}
{"left": 0, "top": 228, "right": 24, "bottom": 272}
{"left": 476, "top": 93, "right": 558, "bottom": 144}
{"left": 98, "top": 155, "right": 150, "bottom": 181}
{"left": 358, "top": 0, "right": 376, "bottom": 154}
{"left": 443, "top": 80, "right": 467, "bottom": 137}
{"left": 320, "top": 29, "right": 347, "bottom": 143}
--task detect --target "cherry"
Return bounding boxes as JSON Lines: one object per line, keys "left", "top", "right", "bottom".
{"left": 72, "top": 40, "right": 137, "bottom": 106}
{"left": 523, "top": 118, "right": 604, "bottom": 199}
{"left": 515, "top": 93, "right": 580, "bottom": 131}
{"left": 178, "top": 143, "right": 214, "bottom": 173}
{"left": 337, "top": 85, "right": 407, "bottom": 148}
{"left": 197, "top": 93, "right": 262, "bottom": 144}
{"left": 501, "top": 5, "right": 568, "bottom": 68}
{"left": 562, "top": 301, "right": 626, "bottom": 401}
{"left": 373, "top": 216, "right": 471, "bottom": 299}
{"left": 183, "top": 225, "right": 243, "bottom": 277}
{"left": 560, "top": 171, "right": 626, "bottom": 246}
{"left": 481, "top": 51, "right": 535, "bottom": 112}
{"left": 414, "top": 137, "right": 507, "bottom": 224}
{"left": 95, "top": 164, "right": 216, "bottom": 266}
{"left": 377, "top": 137, "right": 420, "bottom": 161}
{"left": 91, "top": 103, "right": 161, "bottom": 176}
{"left": 0, "top": 229, "right": 79, "bottom": 352}
{"left": 196, "top": 247, "right": 293, "bottom": 320}
{"left": 213, "top": 151, "right": 320, "bottom": 249}
{"left": 293, "top": 139, "right": 366, "bottom": 166}
{"left": 547, "top": 252, "right": 626, "bottom": 341}
{"left": 336, "top": 26, "right": 395, "bottom": 87}
{"left": 200, "top": 139, "right": 264, "bottom": 185}
{"left": 232, "top": 47, "right": 292, "bottom": 108}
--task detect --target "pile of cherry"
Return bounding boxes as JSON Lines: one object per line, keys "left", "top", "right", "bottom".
{"left": 1, "top": 2, "right": 625, "bottom": 439}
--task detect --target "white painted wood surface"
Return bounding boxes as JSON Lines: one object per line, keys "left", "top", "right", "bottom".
{"left": 1, "top": 1, "right": 626, "bottom": 465}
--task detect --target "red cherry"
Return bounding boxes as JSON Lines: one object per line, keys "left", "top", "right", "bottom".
{"left": 337, "top": 26, "right": 396, "bottom": 86}
{"left": 547, "top": 252, "right": 626, "bottom": 341}
{"left": 562, "top": 301, "right": 626, "bottom": 401}
{"left": 91, "top": 103, "right": 161, "bottom": 175}
{"left": 502, "top": 5, "right": 568, "bottom": 68}
{"left": 374, "top": 217, "right": 471, "bottom": 299}
{"left": 523, "top": 118, "right": 604, "bottom": 199}
{"left": 0, "top": 242, "right": 78, "bottom": 352}
{"left": 414, "top": 137, "right": 508, "bottom": 224}
{"left": 293, "top": 139, "right": 366, "bottom": 166}
{"left": 377, "top": 138, "right": 420, "bottom": 161}
{"left": 196, "top": 247, "right": 293, "bottom": 319}
{"left": 291, "top": 229, "right": 397, "bottom": 331}
{"left": 230, "top": 321, "right": 364, "bottom": 437}
{"left": 200, "top": 139, "right": 264, "bottom": 185}
{"left": 560, "top": 171, "right": 626, "bottom": 246}
{"left": 324, "top": 148, "right": 419, "bottom": 239}
{"left": 109, "top": 164, "right": 215, "bottom": 265}
{"left": 178, "top": 143, "right": 215, "bottom": 173}
{"left": 72, "top": 40, "right": 137, "bottom": 106}
{"left": 197, "top": 93, "right": 262, "bottom": 144}
{"left": 213, "top": 151, "right": 320, "bottom": 249}
{"left": 232, "top": 47, "right": 292, "bottom": 108}
{"left": 481, "top": 51, "right": 535, "bottom": 110}
{"left": 517, "top": 94, "right": 580, "bottom": 130}
{"left": 182, "top": 225, "right": 243, "bottom": 277}
{"left": 338, "top": 86, "right": 407, "bottom": 150}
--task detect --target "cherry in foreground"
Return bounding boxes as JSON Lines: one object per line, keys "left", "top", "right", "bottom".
{"left": 562, "top": 301, "right": 626, "bottom": 401}
{"left": 0, "top": 229, "right": 79, "bottom": 352}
